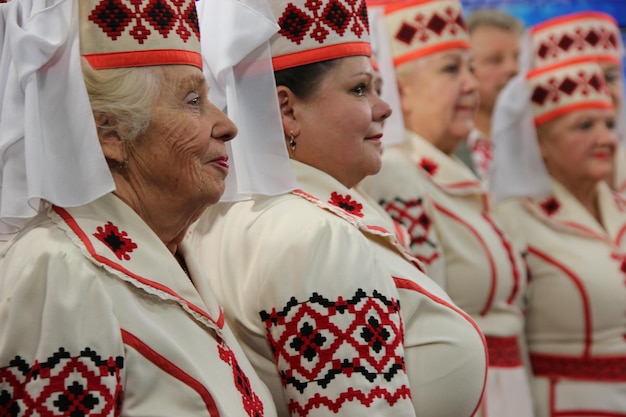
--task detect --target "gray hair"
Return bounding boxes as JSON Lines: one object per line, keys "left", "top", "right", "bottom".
{"left": 466, "top": 8, "right": 524, "bottom": 36}
{"left": 81, "top": 59, "right": 162, "bottom": 141}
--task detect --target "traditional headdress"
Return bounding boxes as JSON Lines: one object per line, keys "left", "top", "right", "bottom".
{"left": 268, "top": 0, "right": 372, "bottom": 71}
{"left": 530, "top": 11, "right": 623, "bottom": 68}
{"left": 490, "top": 58, "right": 613, "bottom": 203}
{"left": 197, "top": 0, "right": 297, "bottom": 201}
{"left": 0, "top": 0, "right": 203, "bottom": 235}
{"left": 380, "top": 0, "right": 469, "bottom": 68}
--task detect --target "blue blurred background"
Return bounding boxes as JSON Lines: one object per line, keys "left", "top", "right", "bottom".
{"left": 460, "top": 0, "right": 626, "bottom": 82}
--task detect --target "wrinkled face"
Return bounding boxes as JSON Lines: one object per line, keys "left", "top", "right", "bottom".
{"left": 600, "top": 61, "right": 624, "bottom": 113}
{"left": 293, "top": 56, "right": 391, "bottom": 188}
{"left": 398, "top": 49, "right": 478, "bottom": 154}
{"left": 539, "top": 108, "right": 618, "bottom": 189}
{"left": 469, "top": 26, "right": 520, "bottom": 113}
{"left": 128, "top": 65, "right": 237, "bottom": 211}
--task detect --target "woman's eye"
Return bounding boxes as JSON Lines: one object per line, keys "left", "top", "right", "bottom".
{"left": 578, "top": 121, "right": 593, "bottom": 130}
{"left": 353, "top": 84, "right": 366, "bottom": 96}
{"left": 185, "top": 92, "right": 201, "bottom": 107}
{"left": 443, "top": 64, "right": 459, "bottom": 74}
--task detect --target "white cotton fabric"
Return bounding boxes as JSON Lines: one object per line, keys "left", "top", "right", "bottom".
{"left": 368, "top": 5, "right": 405, "bottom": 147}
{"left": 197, "top": 0, "right": 297, "bottom": 201}
{"left": 489, "top": 30, "right": 552, "bottom": 204}
{"left": 0, "top": 0, "right": 115, "bottom": 235}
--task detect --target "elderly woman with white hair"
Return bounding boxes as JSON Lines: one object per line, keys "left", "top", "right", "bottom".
{"left": 490, "top": 53, "right": 626, "bottom": 416}
{"left": 0, "top": 0, "right": 278, "bottom": 415}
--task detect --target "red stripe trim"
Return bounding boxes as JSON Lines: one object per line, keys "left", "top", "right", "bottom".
{"left": 83, "top": 50, "right": 202, "bottom": 70}
{"left": 393, "top": 221, "right": 407, "bottom": 248}
{"left": 531, "top": 353, "right": 626, "bottom": 381}
{"left": 482, "top": 214, "right": 522, "bottom": 305}
{"left": 534, "top": 102, "right": 613, "bottom": 126}
{"left": 392, "top": 276, "right": 487, "bottom": 417}
{"left": 121, "top": 329, "right": 221, "bottom": 416}
{"left": 393, "top": 40, "right": 469, "bottom": 67}
{"left": 531, "top": 11, "right": 618, "bottom": 34}
{"left": 432, "top": 202, "right": 497, "bottom": 316}
{"left": 616, "top": 223, "right": 626, "bottom": 246}
{"left": 53, "top": 206, "right": 224, "bottom": 329}
{"left": 272, "top": 43, "right": 371, "bottom": 71}
{"left": 527, "top": 247, "right": 593, "bottom": 357}
{"left": 527, "top": 56, "right": 608, "bottom": 78}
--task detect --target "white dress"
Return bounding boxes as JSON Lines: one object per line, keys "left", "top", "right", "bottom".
{"left": 190, "top": 159, "right": 488, "bottom": 417}
{"left": 361, "top": 130, "right": 535, "bottom": 417}
{"left": 0, "top": 193, "right": 277, "bottom": 417}
{"left": 494, "top": 179, "right": 626, "bottom": 417}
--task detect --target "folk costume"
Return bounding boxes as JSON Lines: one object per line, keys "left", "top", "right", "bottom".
{"left": 527, "top": 11, "right": 626, "bottom": 193}
{"left": 0, "top": 1, "right": 278, "bottom": 416}
{"left": 359, "top": 2, "right": 535, "bottom": 417}
{"left": 491, "top": 55, "right": 626, "bottom": 417}
{"left": 190, "top": 1, "right": 488, "bottom": 416}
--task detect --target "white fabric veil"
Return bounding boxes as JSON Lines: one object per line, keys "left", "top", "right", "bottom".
{"left": 197, "top": 0, "right": 297, "bottom": 201}
{"left": 0, "top": 0, "right": 114, "bottom": 236}
{"left": 488, "top": 29, "right": 552, "bottom": 204}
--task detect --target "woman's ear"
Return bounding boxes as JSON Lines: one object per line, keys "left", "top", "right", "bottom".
{"left": 93, "top": 113, "right": 126, "bottom": 166}
{"left": 276, "top": 86, "right": 300, "bottom": 136}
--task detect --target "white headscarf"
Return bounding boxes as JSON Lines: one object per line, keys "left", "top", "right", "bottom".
{"left": 0, "top": 0, "right": 114, "bottom": 235}
{"left": 197, "top": 0, "right": 297, "bottom": 201}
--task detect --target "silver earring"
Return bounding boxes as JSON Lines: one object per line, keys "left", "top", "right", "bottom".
{"left": 289, "top": 131, "right": 296, "bottom": 152}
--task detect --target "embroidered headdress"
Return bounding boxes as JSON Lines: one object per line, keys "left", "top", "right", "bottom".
{"left": 380, "top": 0, "right": 469, "bottom": 67}
{"left": 268, "top": 0, "right": 372, "bottom": 71}
{"left": 528, "top": 58, "right": 613, "bottom": 126}
{"left": 530, "top": 11, "right": 623, "bottom": 68}
{"left": 0, "top": 0, "right": 203, "bottom": 235}
{"left": 79, "top": 0, "right": 202, "bottom": 69}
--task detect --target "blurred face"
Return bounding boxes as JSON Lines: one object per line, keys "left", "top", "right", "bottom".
{"left": 398, "top": 48, "right": 478, "bottom": 154}
{"left": 469, "top": 25, "right": 520, "bottom": 113}
{"left": 538, "top": 108, "right": 618, "bottom": 191}
{"left": 128, "top": 65, "right": 237, "bottom": 211}
{"left": 291, "top": 56, "right": 391, "bottom": 188}
{"left": 600, "top": 62, "right": 624, "bottom": 112}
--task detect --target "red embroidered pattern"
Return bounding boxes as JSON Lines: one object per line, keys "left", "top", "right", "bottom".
{"left": 419, "top": 158, "right": 438, "bottom": 176}
{"left": 93, "top": 221, "right": 138, "bottom": 261}
{"left": 536, "top": 25, "right": 619, "bottom": 63}
{"left": 0, "top": 347, "right": 124, "bottom": 417}
{"left": 277, "top": 0, "right": 368, "bottom": 45}
{"left": 470, "top": 139, "right": 493, "bottom": 181}
{"left": 259, "top": 290, "right": 410, "bottom": 416}
{"left": 539, "top": 197, "right": 560, "bottom": 215}
{"left": 217, "top": 344, "right": 264, "bottom": 417}
{"left": 395, "top": 7, "right": 466, "bottom": 45}
{"left": 328, "top": 192, "right": 364, "bottom": 217}
{"left": 380, "top": 197, "right": 440, "bottom": 265}
{"left": 530, "top": 354, "right": 626, "bottom": 381}
{"left": 530, "top": 70, "right": 604, "bottom": 106}
{"left": 88, "top": 0, "right": 200, "bottom": 44}
{"left": 485, "top": 336, "right": 523, "bottom": 367}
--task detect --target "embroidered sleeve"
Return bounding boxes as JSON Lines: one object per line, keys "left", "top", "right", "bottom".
{"left": 0, "top": 245, "right": 125, "bottom": 417}
{"left": 255, "top": 220, "right": 416, "bottom": 417}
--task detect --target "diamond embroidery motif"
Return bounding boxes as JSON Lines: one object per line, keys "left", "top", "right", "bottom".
{"left": 88, "top": 0, "right": 200, "bottom": 44}
{"left": 218, "top": 344, "right": 264, "bottom": 417}
{"left": 540, "top": 197, "right": 560, "bottom": 215}
{"left": 94, "top": 222, "right": 138, "bottom": 261}
{"left": 419, "top": 158, "right": 438, "bottom": 176}
{"left": 277, "top": 0, "right": 368, "bottom": 45}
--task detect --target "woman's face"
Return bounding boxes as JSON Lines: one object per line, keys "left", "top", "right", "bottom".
{"left": 397, "top": 48, "right": 478, "bottom": 154}
{"left": 539, "top": 108, "right": 618, "bottom": 190}
{"left": 289, "top": 56, "right": 391, "bottom": 188}
{"left": 128, "top": 65, "right": 237, "bottom": 212}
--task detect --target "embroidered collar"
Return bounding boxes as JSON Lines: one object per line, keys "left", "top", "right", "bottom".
{"left": 402, "top": 130, "right": 485, "bottom": 195}
{"left": 52, "top": 193, "right": 224, "bottom": 331}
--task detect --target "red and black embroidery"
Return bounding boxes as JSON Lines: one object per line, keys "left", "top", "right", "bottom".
{"left": 395, "top": 7, "right": 466, "bottom": 45}
{"left": 380, "top": 197, "right": 439, "bottom": 264}
{"left": 217, "top": 344, "right": 264, "bottom": 417}
{"left": 539, "top": 197, "right": 560, "bottom": 216}
{"left": 277, "top": 0, "right": 368, "bottom": 45}
{"left": 418, "top": 157, "right": 438, "bottom": 176}
{"left": 260, "top": 289, "right": 410, "bottom": 415}
{"left": 328, "top": 192, "right": 364, "bottom": 217}
{"left": 94, "top": 221, "right": 138, "bottom": 261}
{"left": 88, "top": 0, "right": 200, "bottom": 44}
{"left": 0, "top": 347, "right": 124, "bottom": 417}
